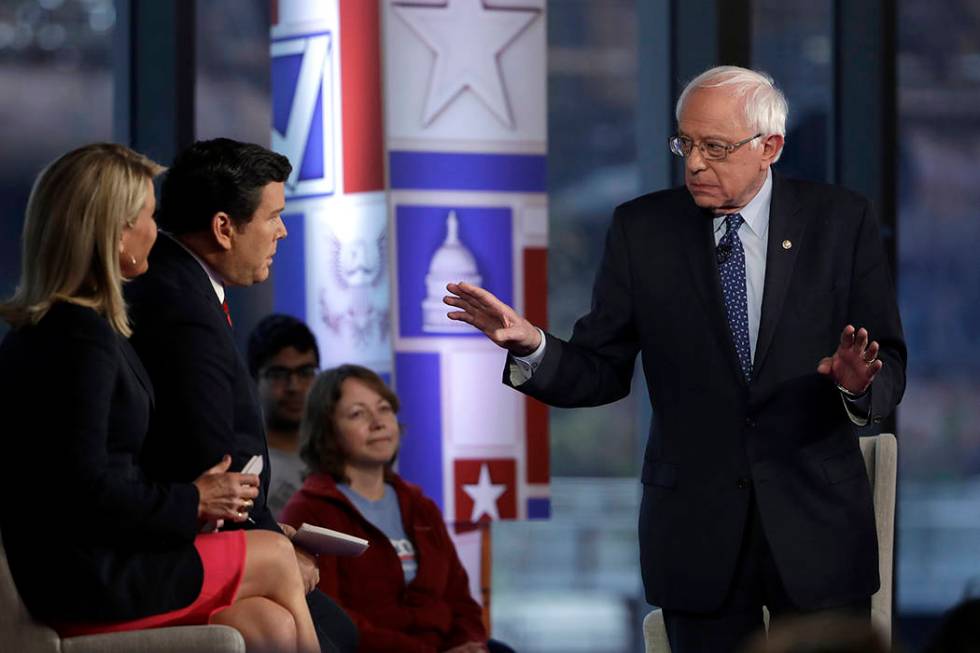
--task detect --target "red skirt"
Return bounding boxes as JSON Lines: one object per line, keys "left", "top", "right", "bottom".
{"left": 55, "top": 530, "right": 246, "bottom": 638}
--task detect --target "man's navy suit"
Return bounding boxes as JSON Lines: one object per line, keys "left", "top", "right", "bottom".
{"left": 507, "top": 174, "right": 906, "bottom": 612}
{"left": 126, "top": 233, "right": 357, "bottom": 653}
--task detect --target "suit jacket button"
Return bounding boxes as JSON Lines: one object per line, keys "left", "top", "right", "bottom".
{"left": 872, "top": 415, "right": 882, "bottom": 424}
{"left": 744, "top": 417, "right": 756, "bottom": 428}
{"left": 736, "top": 477, "right": 749, "bottom": 489}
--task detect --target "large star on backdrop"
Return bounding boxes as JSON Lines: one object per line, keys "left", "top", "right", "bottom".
{"left": 462, "top": 463, "right": 507, "bottom": 521}
{"left": 393, "top": 0, "right": 539, "bottom": 127}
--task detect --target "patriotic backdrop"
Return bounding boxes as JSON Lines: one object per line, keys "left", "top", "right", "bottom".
{"left": 271, "top": 0, "right": 390, "bottom": 375}
{"left": 271, "top": 0, "right": 549, "bottom": 606}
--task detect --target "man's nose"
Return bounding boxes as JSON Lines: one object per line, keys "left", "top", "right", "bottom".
{"left": 686, "top": 146, "right": 708, "bottom": 173}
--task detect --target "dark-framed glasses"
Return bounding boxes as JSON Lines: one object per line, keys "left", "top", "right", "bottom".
{"left": 668, "top": 133, "right": 763, "bottom": 161}
{"left": 260, "top": 364, "right": 318, "bottom": 385}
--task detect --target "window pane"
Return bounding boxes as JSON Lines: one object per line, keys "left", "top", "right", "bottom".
{"left": 752, "top": 0, "right": 833, "bottom": 182}
{"left": 896, "top": 0, "right": 980, "bottom": 614}
{"left": 0, "top": 0, "right": 115, "bottom": 336}
{"left": 195, "top": 0, "right": 270, "bottom": 143}
{"left": 548, "top": 0, "right": 641, "bottom": 478}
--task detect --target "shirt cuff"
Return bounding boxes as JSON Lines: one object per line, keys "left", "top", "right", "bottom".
{"left": 838, "top": 384, "right": 872, "bottom": 427}
{"left": 508, "top": 329, "right": 547, "bottom": 386}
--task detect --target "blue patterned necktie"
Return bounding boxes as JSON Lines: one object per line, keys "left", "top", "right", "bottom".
{"left": 717, "top": 214, "right": 752, "bottom": 381}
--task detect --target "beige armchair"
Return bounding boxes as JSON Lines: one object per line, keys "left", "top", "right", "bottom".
{"left": 643, "top": 433, "right": 898, "bottom": 652}
{"left": 0, "top": 527, "right": 245, "bottom": 653}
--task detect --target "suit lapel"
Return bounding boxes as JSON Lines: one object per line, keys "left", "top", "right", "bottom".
{"left": 753, "top": 175, "right": 809, "bottom": 377}
{"left": 156, "top": 234, "right": 230, "bottom": 327}
{"left": 680, "top": 199, "right": 749, "bottom": 385}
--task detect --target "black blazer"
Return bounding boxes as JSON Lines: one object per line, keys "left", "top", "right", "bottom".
{"left": 0, "top": 303, "right": 202, "bottom": 622}
{"left": 508, "top": 175, "right": 906, "bottom": 612}
{"left": 126, "top": 234, "right": 278, "bottom": 531}
{"left": 128, "top": 235, "right": 362, "bottom": 653}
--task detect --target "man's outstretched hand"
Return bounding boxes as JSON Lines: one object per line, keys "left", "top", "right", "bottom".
{"left": 444, "top": 282, "right": 541, "bottom": 356}
{"left": 817, "top": 325, "right": 882, "bottom": 396}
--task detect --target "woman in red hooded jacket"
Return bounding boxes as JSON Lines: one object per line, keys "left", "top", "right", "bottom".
{"left": 280, "top": 364, "right": 514, "bottom": 653}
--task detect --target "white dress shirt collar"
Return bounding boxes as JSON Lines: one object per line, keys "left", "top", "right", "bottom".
{"left": 713, "top": 168, "right": 773, "bottom": 240}
{"left": 168, "top": 233, "right": 226, "bottom": 303}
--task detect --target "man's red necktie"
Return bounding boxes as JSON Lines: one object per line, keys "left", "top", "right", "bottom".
{"left": 221, "top": 298, "right": 233, "bottom": 327}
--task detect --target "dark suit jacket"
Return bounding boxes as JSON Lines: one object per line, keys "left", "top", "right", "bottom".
{"left": 0, "top": 303, "right": 202, "bottom": 621}
{"left": 126, "top": 234, "right": 360, "bottom": 653}
{"left": 126, "top": 233, "right": 277, "bottom": 531}
{"left": 508, "top": 175, "right": 906, "bottom": 612}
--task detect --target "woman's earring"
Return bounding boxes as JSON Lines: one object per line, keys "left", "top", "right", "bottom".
{"left": 130, "top": 256, "right": 137, "bottom": 266}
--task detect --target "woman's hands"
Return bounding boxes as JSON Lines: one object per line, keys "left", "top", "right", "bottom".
{"left": 193, "top": 454, "right": 260, "bottom": 523}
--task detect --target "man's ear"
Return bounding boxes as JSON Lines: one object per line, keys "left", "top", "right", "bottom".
{"left": 212, "top": 212, "right": 235, "bottom": 251}
{"left": 761, "top": 134, "right": 785, "bottom": 167}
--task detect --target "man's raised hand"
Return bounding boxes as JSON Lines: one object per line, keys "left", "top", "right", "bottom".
{"left": 444, "top": 282, "right": 541, "bottom": 356}
{"left": 817, "top": 325, "right": 883, "bottom": 395}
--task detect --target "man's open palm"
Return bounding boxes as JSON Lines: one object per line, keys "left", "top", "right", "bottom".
{"left": 444, "top": 282, "right": 541, "bottom": 356}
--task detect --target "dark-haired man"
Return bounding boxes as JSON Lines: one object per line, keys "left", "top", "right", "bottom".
{"left": 248, "top": 313, "right": 320, "bottom": 515}
{"left": 126, "top": 138, "right": 357, "bottom": 653}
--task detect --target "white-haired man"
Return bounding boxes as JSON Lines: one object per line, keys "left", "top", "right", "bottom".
{"left": 445, "top": 66, "right": 906, "bottom": 652}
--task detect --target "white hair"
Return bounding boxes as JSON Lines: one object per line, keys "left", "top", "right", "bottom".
{"left": 675, "top": 66, "right": 789, "bottom": 160}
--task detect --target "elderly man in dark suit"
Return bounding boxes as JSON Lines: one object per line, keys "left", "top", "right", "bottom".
{"left": 445, "top": 66, "right": 906, "bottom": 652}
{"left": 126, "top": 138, "right": 357, "bottom": 653}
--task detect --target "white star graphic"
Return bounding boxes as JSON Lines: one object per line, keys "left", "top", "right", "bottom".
{"left": 393, "top": 0, "right": 540, "bottom": 127}
{"left": 462, "top": 463, "right": 507, "bottom": 521}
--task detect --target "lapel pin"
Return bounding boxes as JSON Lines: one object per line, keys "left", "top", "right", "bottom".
{"left": 782, "top": 239, "right": 792, "bottom": 250}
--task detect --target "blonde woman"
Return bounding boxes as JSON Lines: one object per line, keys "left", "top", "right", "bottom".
{"left": 0, "top": 143, "right": 319, "bottom": 653}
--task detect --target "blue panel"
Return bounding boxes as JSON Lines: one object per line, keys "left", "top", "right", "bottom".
{"left": 396, "top": 205, "right": 513, "bottom": 338}
{"left": 527, "top": 498, "right": 551, "bottom": 519}
{"left": 273, "top": 213, "right": 306, "bottom": 322}
{"left": 394, "top": 352, "right": 444, "bottom": 511}
{"left": 389, "top": 151, "right": 547, "bottom": 192}
{"left": 271, "top": 53, "right": 304, "bottom": 137}
{"left": 299, "top": 84, "right": 325, "bottom": 182}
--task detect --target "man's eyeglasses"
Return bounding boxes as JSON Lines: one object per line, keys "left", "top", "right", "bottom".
{"left": 668, "top": 133, "right": 762, "bottom": 161}
{"left": 259, "top": 365, "right": 318, "bottom": 385}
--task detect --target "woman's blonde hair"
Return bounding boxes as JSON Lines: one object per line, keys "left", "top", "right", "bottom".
{"left": 0, "top": 143, "right": 163, "bottom": 336}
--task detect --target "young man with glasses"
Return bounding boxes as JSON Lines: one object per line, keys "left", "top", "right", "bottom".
{"left": 445, "top": 66, "right": 906, "bottom": 652}
{"left": 248, "top": 314, "right": 321, "bottom": 515}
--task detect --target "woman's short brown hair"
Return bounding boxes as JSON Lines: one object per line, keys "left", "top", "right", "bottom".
{"left": 299, "top": 364, "right": 401, "bottom": 483}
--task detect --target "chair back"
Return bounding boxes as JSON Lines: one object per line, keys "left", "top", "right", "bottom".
{"left": 0, "top": 528, "right": 63, "bottom": 653}
{"left": 860, "top": 432, "right": 897, "bottom": 647}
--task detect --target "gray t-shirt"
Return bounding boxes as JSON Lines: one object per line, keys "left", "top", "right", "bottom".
{"left": 339, "top": 483, "right": 418, "bottom": 583}
{"left": 266, "top": 448, "right": 306, "bottom": 518}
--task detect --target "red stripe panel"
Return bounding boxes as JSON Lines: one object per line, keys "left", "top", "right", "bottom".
{"left": 339, "top": 0, "right": 384, "bottom": 193}
{"left": 523, "top": 247, "right": 548, "bottom": 484}
{"left": 523, "top": 247, "right": 547, "bottom": 329}
{"left": 525, "top": 397, "right": 549, "bottom": 484}
{"left": 269, "top": 0, "right": 277, "bottom": 26}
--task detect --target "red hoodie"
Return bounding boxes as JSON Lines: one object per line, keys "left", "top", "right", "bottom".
{"left": 281, "top": 472, "right": 487, "bottom": 653}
